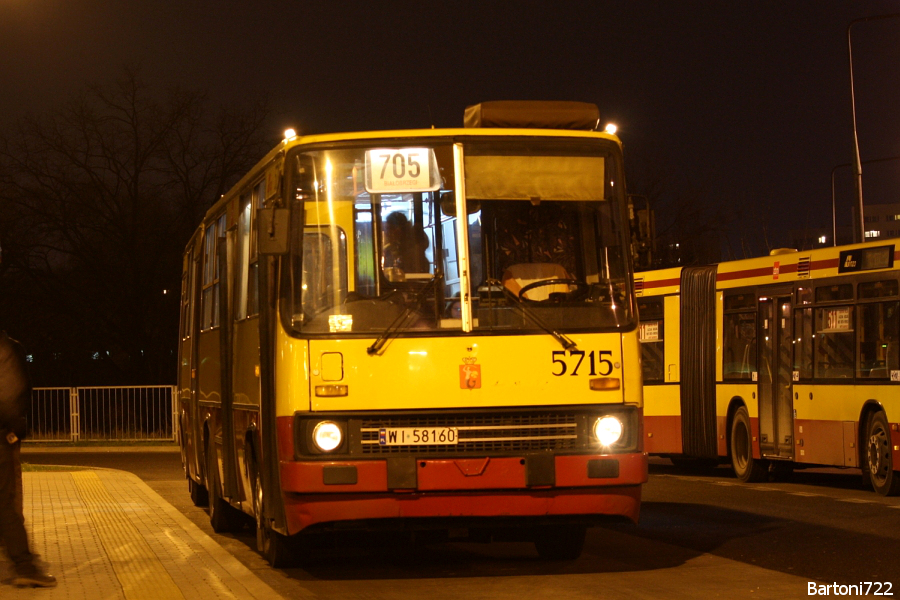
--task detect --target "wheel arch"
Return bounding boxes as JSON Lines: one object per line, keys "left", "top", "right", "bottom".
{"left": 725, "top": 395, "right": 749, "bottom": 460}
{"left": 858, "top": 398, "right": 888, "bottom": 470}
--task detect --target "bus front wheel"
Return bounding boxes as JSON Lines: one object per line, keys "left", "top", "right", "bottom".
{"left": 865, "top": 411, "right": 900, "bottom": 496}
{"left": 253, "top": 464, "right": 296, "bottom": 567}
{"left": 207, "top": 446, "right": 243, "bottom": 533}
{"left": 730, "top": 407, "right": 767, "bottom": 483}
{"left": 188, "top": 476, "right": 208, "bottom": 507}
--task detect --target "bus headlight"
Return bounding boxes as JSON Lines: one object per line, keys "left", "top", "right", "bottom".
{"left": 593, "top": 416, "right": 623, "bottom": 446}
{"left": 312, "top": 421, "right": 343, "bottom": 452}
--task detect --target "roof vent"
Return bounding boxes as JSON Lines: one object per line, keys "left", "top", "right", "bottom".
{"left": 463, "top": 101, "right": 600, "bottom": 131}
{"left": 797, "top": 256, "right": 811, "bottom": 278}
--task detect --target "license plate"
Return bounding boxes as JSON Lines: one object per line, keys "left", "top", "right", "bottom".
{"left": 378, "top": 427, "right": 458, "bottom": 446}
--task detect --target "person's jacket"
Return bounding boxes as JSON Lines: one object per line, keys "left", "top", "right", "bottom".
{"left": 0, "top": 331, "right": 30, "bottom": 440}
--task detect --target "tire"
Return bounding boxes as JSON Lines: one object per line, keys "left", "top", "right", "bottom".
{"left": 865, "top": 411, "right": 900, "bottom": 497}
{"left": 730, "top": 406, "right": 768, "bottom": 483}
{"left": 188, "top": 476, "right": 208, "bottom": 507}
{"left": 533, "top": 525, "right": 586, "bottom": 560}
{"left": 207, "top": 444, "right": 243, "bottom": 533}
{"left": 252, "top": 460, "right": 296, "bottom": 567}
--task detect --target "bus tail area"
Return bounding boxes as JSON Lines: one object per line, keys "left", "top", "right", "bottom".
{"left": 636, "top": 242, "right": 900, "bottom": 496}
{"left": 177, "top": 102, "right": 648, "bottom": 566}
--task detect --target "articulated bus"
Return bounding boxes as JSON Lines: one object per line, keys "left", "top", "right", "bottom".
{"left": 636, "top": 241, "right": 900, "bottom": 495}
{"left": 178, "top": 101, "right": 647, "bottom": 565}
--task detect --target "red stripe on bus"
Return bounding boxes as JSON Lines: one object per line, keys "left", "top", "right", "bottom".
{"left": 716, "top": 257, "right": 842, "bottom": 284}
{"left": 639, "top": 277, "right": 680, "bottom": 289}
{"left": 811, "top": 258, "right": 840, "bottom": 270}
{"left": 779, "top": 263, "right": 798, "bottom": 274}
{"left": 716, "top": 266, "right": 772, "bottom": 281}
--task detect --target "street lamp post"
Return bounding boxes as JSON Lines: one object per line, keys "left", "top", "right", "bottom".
{"left": 848, "top": 13, "right": 900, "bottom": 243}
{"left": 832, "top": 156, "right": 900, "bottom": 246}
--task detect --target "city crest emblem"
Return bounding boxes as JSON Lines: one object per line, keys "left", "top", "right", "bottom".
{"left": 459, "top": 356, "right": 481, "bottom": 389}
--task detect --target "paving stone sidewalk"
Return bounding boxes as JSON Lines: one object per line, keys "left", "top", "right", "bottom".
{"left": 1, "top": 468, "right": 282, "bottom": 599}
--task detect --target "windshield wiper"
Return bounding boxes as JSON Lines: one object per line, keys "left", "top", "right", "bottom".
{"left": 483, "top": 279, "right": 578, "bottom": 351}
{"left": 367, "top": 275, "right": 440, "bottom": 356}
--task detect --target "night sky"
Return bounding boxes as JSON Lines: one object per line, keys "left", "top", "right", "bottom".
{"left": 2, "top": 1, "right": 900, "bottom": 250}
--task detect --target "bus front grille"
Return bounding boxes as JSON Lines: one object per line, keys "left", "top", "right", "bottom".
{"left": 359, "top": 412, "right": 579, "bottom": 455}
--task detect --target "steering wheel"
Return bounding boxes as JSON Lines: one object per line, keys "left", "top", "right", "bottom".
{"left": 518, "top": 278, "right": 588, "bottom": 302}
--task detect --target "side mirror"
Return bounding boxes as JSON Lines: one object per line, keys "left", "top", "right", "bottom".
{"left": 257, "top": 208, "right": 291, "bottom": 255}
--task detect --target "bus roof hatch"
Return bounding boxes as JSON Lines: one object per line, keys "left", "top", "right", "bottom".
{"left": 463, "top": 101, "right": 600, "bottom": 131}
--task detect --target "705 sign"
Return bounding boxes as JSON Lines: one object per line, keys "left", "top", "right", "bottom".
{"left": 364, "top": 147, "right": 438, "bottom": 193}
{"left": 551, "top": 350, "right": 614, "bottom": 376}
{"left": 378, "top": 151, "right": 421, "bottom": 179}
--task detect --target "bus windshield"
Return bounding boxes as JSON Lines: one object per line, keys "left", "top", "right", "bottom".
{"left": 281, "top": 137, "right": 633, "bottom": 336}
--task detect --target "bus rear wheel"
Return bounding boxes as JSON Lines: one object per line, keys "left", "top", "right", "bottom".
{"left": 730, "top": 406, "right": 767, "bottom": 483}
{"left": 253, "top": 464, "right": 296, "bottom": 567}
{"left": 865, "top": 411, "right": 900, "bottom": 497}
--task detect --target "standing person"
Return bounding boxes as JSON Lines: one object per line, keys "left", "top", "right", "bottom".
{"left": 0, "top": 330, "right": 56, "bottom": 588}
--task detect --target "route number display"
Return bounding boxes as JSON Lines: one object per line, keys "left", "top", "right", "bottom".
{"left": 365, "top": 148, "right": 441, "bottom": 194}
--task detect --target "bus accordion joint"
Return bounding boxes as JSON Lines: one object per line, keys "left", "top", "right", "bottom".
{"left": 590, "top": 378, "right": 621, "bottom": 391}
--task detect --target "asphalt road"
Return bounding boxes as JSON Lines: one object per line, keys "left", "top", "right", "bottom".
{"left": 20, "top": 449, "right": 900, "bottom": 599}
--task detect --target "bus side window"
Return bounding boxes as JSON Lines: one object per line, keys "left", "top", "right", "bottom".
{"left": 723, "top": 312, "right": 756, "bottom": 380}
{"left": 637, "top": 299, "right": 664, "bottom": 383}
{"left": 814, "top": 306, "right": 854, "bottom": 379}
{"left": 201, "top": 213, "right": 226, "bottom": 330}
{"left": 857, "top": 301, "right": 899, "bottom": 378}
{"left": 180, "top": 253, "right": 193, "bottom": 340}
{"left": 793, "top": 307, "right": 813, "bottom": 379}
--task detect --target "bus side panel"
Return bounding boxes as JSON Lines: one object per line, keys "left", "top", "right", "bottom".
{"left": 643, "top": 386, "right": 683, "bottom": 454}
{"left": 664, "top": 295, "right": 681, "bottom": 383}
{"left": 274, "top": 326, "right": 310, "bottom": 461}
{"left": 232, "top": 317, "right": 261, "bottom": 506}
{"left": 198, "top": 329, "right": 222, "bottom": 452}
{"left": 792, "top": 383, "right": 898, "bottom": 468}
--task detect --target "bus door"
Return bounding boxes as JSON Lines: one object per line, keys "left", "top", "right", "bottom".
{"left": 180, "top": 248, "right": 203, "bottom": 479}
{"left": 757, "top": 293, "right": 794, "bottom": 460}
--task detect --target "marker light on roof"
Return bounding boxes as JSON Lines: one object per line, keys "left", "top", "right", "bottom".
{"left": 604, "top": 123, "right": 618, "bottom": 135}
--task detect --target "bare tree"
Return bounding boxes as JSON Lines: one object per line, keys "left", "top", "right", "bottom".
{"left": 628, "top": 153, "right": 731, "bottom": 270}
{"left": 0, "top": 68, "right": 270, "bottom": 384}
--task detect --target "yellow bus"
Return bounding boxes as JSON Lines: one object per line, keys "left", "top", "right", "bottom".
{"left": 636, "top": 241, "right": 900, "bottom": 495}
{"left": 177, "top": 101, "right": 647, "bottom": 565}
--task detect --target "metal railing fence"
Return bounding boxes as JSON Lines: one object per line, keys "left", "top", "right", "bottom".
{"left": 27, "top": 386, "right": 178, "bottom": 443}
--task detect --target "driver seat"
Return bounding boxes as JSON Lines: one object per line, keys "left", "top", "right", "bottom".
{"left": 501, "top": 263, "right": 570, "bottom": 301}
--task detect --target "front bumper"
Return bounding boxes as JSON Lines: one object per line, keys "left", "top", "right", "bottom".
{"left": 279, "top": 451, "right": 648, "bottom": 532}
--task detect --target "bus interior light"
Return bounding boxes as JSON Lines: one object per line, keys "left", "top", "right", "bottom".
{"left": 312, "top": 421, "right": 343, "bottom": 452}
{"left": 594, "top": 416, "right": 623, "bottom": 446}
